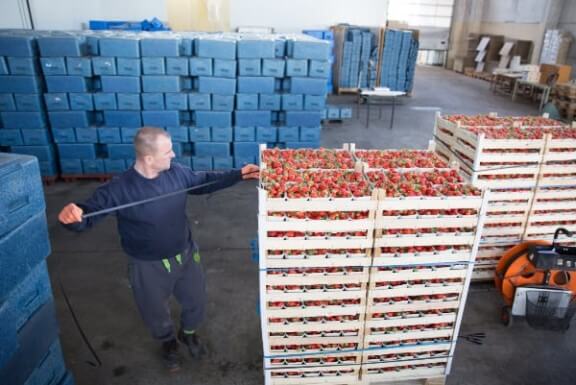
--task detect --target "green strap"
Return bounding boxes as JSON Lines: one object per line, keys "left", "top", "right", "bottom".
{"left": 175, "top": 253, "right": 182, "bottom": 265}
{"left": 162, "top": 258, "right": 171, "bottom": 273}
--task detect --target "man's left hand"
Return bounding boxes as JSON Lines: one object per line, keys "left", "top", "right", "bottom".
{"left": 241, "top": 164, "right": 260, "bottom": 180}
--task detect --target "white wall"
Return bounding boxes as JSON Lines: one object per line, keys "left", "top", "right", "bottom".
{"left": 25, "top": 0, "right": 166, "bottom": 30}
{"left": 230, "top": 0, "right": 389, "bottom": 32}
{"left": 0, "top": 0, "right": 30, "bottom": 29}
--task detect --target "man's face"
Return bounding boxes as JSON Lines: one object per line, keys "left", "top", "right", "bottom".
{"left": 149, "top": 136, "right": 175, "bottom": 172}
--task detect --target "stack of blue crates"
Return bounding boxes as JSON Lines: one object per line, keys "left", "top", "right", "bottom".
{"left": 0, "top": 30, "right": 331, "bottom": 173}
{"left": 302, "top": 30, "right": 334, "bottom": 93}
{"left": 0, "top": 31, "right": 59, "bottom": 178}
{"left": 336, "top": 26, "right": 377, "bottom": 89}
{"left": 0, "top": 153, "right": 75, "bottom": 385}
{"left": 379, "top": 29, "right": 419, "bottom": 92}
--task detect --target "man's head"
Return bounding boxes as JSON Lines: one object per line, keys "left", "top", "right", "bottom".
{"left": 134, "top": 127, "right": 175, "bottom": 172}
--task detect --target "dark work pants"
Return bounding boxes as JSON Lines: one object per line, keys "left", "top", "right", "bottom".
{"left": 128, "top": 242, "right": 206, "bottom": 341}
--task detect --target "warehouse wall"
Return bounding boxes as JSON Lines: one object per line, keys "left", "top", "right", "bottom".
{"left": 229, "top": 0, "right": 389, "bottom": 33}
{"left": 0, "top": 0, "right": 167, "bottom": 30}
{"left": 558, "top": 0, "right": 576, "bottom": 68}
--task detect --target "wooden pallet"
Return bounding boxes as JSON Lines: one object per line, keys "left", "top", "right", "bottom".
{"left": 464, "top": 71, "right": 493, "bottom": 82}
{"left": 337, "top": 87, "right": 361, "bottom": 95}
{"left": 42, "top": 175, "right": 58, "bottom": 186}
{"left": 60, "top": 173, "right": 114, "bottom": 182}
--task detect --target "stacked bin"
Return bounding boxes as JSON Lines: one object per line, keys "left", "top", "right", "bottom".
{"left": 302, "top": 30, "right": 335, "bottom": 93}
{"left": 0, "top": 153, "right": 74, "bottom": 385}
{"left": 0, "top": 30, "right": 331, "bottom": 176}
{"left": 434, "top": 112, "right": 576, "bottom": 280}
{"left": 257, "top": 145, "right": 488, "bottom": 384}
{"left": 379, "top": 29, "right": 419, "bottom": 93}
{"left": 0, "top": 31, "right": 59, "bottom": 179}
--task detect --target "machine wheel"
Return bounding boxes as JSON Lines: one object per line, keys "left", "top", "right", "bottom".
{"left": 500, "top": 306, "right": 513, "bottom": 327}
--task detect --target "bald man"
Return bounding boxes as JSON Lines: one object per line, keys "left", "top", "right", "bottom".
{"left": 58, "top": 127, "right": 259, "bottom": 371}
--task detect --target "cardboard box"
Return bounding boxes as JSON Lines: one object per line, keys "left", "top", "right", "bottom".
{"left": 539, "top": 64, "right": 572, "bottom": 84}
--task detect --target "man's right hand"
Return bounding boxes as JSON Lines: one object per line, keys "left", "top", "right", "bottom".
{"left": 58, "top": 203, "right": 84, "bottom": 224}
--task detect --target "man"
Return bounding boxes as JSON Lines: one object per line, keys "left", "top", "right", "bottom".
{"left": 58, "top": 127, "right": 259, "bottom": 371}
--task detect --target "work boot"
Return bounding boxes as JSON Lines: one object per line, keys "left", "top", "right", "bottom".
{"left": 161, "top": 338, "right": 182, "bottom": 372}
{"left": 178, "top": 329, "right": 206, "bottom": 359}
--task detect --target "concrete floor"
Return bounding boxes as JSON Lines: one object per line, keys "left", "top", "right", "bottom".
{"left": 44, "top": 66, "right": 576, "bottom": 385}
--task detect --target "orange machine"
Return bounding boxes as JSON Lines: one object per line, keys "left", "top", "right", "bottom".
{"left": 494, "top": 228, "right": 576, "bottom": 330}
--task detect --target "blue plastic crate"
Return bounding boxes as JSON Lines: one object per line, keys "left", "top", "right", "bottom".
{"left": 282, "top": 94, "right": 304, "bottom": 111}
{"left": 140, "top": 38, "right": 180, "bottom": 57}
{"left": 236, "top": 94, "right": 259, "bottom": 110}
{"left": 20, "top": 129, "right": 51, "bottom": 145}
{"left": 9, "top": 149, "right": 53, "bottom": 168}
{"left": 23, "top": 340, "right": 67, "bottom": 385}
{"left": 97, "top": 127, "right": 121, "bottom": 143}
{"left": 0, "top": 129, "right": 23, "bottom": 146}
{"left": 0, "top": 57, "right": 7, "bottom": 75}
{"left": 237, "top": 77, "right": 275, "bottom": 94}
{"left": 141, "top": 110, "right": 180, "bottom": 126}
{"left": 38, "top": 160, "right": 57, "bottom": 177}
{"left": 181, "top": 38, "right": 193, "bottom": 56}
{"left": 166, "top": 57, "right": 188, "bottom": 75}
{"left": 93, "top": 93, "right": 117, "bottom": 110}
{"left": 120, "top": 127, "right": 138, "bottom": 143}
{"left": 104, "top": 158, "right": 126, "bottom": 173}
{"left": 0, "top": 261, "right": 52, "bottom": 340}
{"left": 0, "top": 94, "right": 16, "bottom": 111}
{"left": 59, "top": 158, "right": 82, "bottom": 174}
{"left": 286, "top": 59, "right": 308, "bottom": 77}
{"left": 211, "top": 127, "right": 232, "bottom": 142}
{"left": 45, "top": 76, "right": 89, "bottom": 93}
{"left": 56, "top": 371, "right": 75, "bottom": 385}
{"left": 142, "top": 76, "right": 181, "bottom": 93}
{"left": 234, "top": 126, "right": 255, "bottom": 141}
{"left": 0, "top": 36, "right": 36, "bottom": 57}
{"left": 238, "top": 59, "right": 261, "bottom": 76}
{"left": 274, "top": 39, "right": 286, "bottom": 58}
{"left": 14, "top": 94, "right": 42, "bottom": 111}
{"left": 51, "top": 127, "right": 76, "bottom": 143}
{"left": 237, "top": 39, "right": 275, "bottom": 58}
{"left": 259, "top": 94, "right": 281, "bottom": 111}
{"left": 7, "top": 57, "right": 38, "bottom": 75}
{"left": 141, "top": 93, "right": 165, "bottom": 110}
{"left": 197, "top": 77, "right": 236, "bottom": 95}
{"left": 142, "top": 57, "right": 165, "bottom": 75}
{"left": 302, "top": 30, "right": 325, "bottom": 39}
{"left": 234, "top": 155, "right": 256, "bottom": 168}
{"left": 0, "top": 153, "right": 45, "bottom": 236}
{"left": 194, "top": 142, "right": 230, "bottom": 157}
{"left": 326, "top": 106, "right": 340, "bottom": 119}
{"left": 100, "top": 76, "right": 140, "bottom": 93}
{"left": 256, "top": 126, "right": 277, "bottom": 142}
{"left": 233, "top": 142, "right": 260, "bottom": 158}
{"left": 0, "top": 212, "right": 51, "bottom": 304}
{"left": 37, "top": 36, "right": 85, "bottom": 56}
{"left": 192, "top": 156, "right": 212, "bottom": 171}
{"left": 299, "top": 126, "right": 321, "bottom": 141}
{"left": 49, "top": 111, "right": 91, "bottom": 128}
{"left": 166, "top": 126, "right": 188, "bottom": 142}
{"left": 117, "top": 93, "right": 141, "bottom": 110}
{"left": 213, "top": 59, "right": 237, "bottom": 78}
{"left": 74, "top": 127, "right": 98, "bottom": 143}
{"left": 188, "top": 93, "right": 211, "bottom": 110}
{"left": 261, "top": 59, "right": 285, "bottom": 77}
{"left": 195, "top": 38, "right": 236, "bottom": 59}
{"left": 309, "top": 60, "right": 330, "bottom": 78}
{"left": 0, "top": 300, "right": 59, "bottom": 382}
{"left": 82, "top": 159, "right": 105, "bottom": 174}
{"left": 57, "top": 143, "right": 96, "bottom": 159}
{"left": 304, "top": 95, "right": 326, "bottom": 111}
{"left": 288, "top": 77, "right": 327, "bottom": 95}
{"left": 65, "top": 57, "right": 92, "bottom": 77}
{"left": 0, "top": 76, "right": 42, "bottom": 93}
{"left": 116, "top": 57, "right": 141, "bottom": 76}
{"left": 44, "top": 93, "right": 69, "bottom": 111}
{"left": 189, "top": 126, "right": 210, "bottom": 142}
{"left": 278, "top": 126, "right": 299, "bottom": 141}
{"left": 39, "top": 57, "right": 66, "bottom": 76}
{"left": 289, "top": 40, "right": 330, "bottom": 60}
{"left": 92, "top": 57, "right": 116, "bottom": 76}
{"left": 213, "top": 156, "right": 233, "bottom": 169}
{"left": 340, "top": 107, "right": 353, "bottom": 119}
{"left": 172, "top": 157, "right": 191, "bottom": 168}
{"left": 195, "top": 111, "right": 232, "bottom": 128}
{"left": 1, "top": 111, "right": 46, "bottom": 129}
{"left": 189, "top": 57, "right": 212, "bottom": 76}
{"left": 106, "top": 144, "right": 134, "bottom": 159}
{"left": 235, "top": 111, "right": 271, "bottom": 127}
{"left": 69, "top": 93, "right": 93, "bottom": 111}
{"left": 211, "top": 94, "right": 234, "bottom": 111}
{"left": 285, "top": 111, "right": 322, "bottom": 126}
{"left": 165, "top": 93, "right": 188, "bottom": 110}
{"left": 99, "top": 37, "right": 140, "bottom": 57}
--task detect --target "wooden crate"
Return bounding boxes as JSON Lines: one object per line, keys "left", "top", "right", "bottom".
{"left": 266, "top": 363, "right": 361, "bottom": 385}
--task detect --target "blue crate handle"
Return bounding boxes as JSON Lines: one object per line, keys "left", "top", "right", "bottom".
{"left": 250, "top": 238, "right": 259, "bottom": 263}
